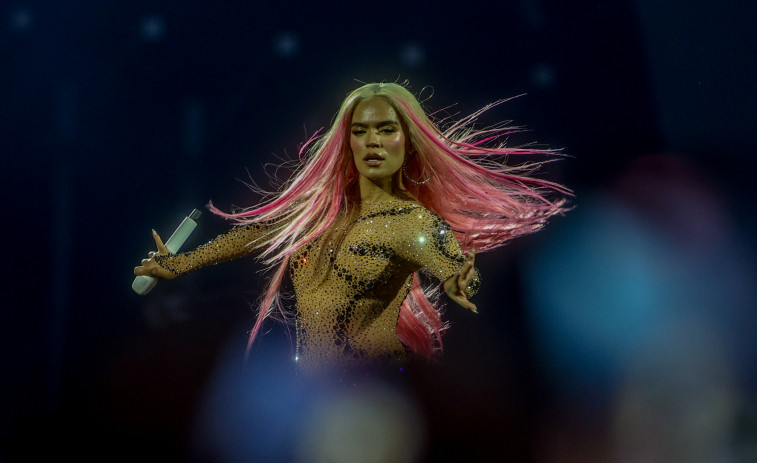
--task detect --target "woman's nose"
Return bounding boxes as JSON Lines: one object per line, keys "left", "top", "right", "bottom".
{"left": 366, "top": 130, "right": 381, "bottom": 146}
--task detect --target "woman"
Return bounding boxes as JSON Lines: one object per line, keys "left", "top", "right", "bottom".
{"left": 134, "top": 82, "right": 569, "bottom": 376}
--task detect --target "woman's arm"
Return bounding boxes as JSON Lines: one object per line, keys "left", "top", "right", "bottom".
{"left": 395, "top": 208, "right": 481, "bottom": 312}
{"left": 133, "top": 223, "right": 271, "bottom": 279}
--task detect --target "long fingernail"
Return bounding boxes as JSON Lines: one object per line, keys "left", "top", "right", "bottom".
{"left": 152, "top": 229, "right": 157, "bottom": 235}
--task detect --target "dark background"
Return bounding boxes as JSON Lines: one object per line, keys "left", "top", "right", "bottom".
{"left": 2, "top": 1, "right": 756, "bottom": 461}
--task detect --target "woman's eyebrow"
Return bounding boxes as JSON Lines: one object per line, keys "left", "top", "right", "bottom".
{"left": 351, "top": 120, "right": 400, "bottom": 127}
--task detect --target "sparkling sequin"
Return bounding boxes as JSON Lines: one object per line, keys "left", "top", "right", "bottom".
{"left": 154, "top": 197, "right": 479, "bottom": 373}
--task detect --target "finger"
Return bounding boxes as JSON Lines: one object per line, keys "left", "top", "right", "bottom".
{"left": 152, "top": 229, "right": 169, "bottom": 254}
{"left": 461, "top": 261, "right": 474, "bottom": 281}
{"left": 457, "top": 271, "right": 471, "bottom": 296}
{"left": 457, "top": 261, "right": 473, "bottom": 287}
{"left": 461, "top": 260, "right": 473, "bottom": 279}
{"left": 148, "top": 251, "right": 156, "bottom": 258}
{"left": 459, "top": 247, "right": 476, "bottom": 285}
{"left": 457, "top": 292, "right": 477, "bottom": 313}
{"left": 460, "top": 258, "right": 473, "bottom": 274}
{"left": 134, "top": 264, "right": 153, "bottom": 276}
{"left": 452, "top": 294, "right": 478, "bottom": 313}
{"left": 467, "top": 246, "right": 476, "bottom": 264}
{"left": 461, "top": 247, "right": 475, "bottom": 271}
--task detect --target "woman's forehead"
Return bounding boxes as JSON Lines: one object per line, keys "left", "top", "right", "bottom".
{"left": 351, "top": 97, "right": 399, "bottom": 123}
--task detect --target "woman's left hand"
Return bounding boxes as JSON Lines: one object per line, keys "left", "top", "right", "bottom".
{"left": 443, "top": 247, "right": 478, "bottom": 313}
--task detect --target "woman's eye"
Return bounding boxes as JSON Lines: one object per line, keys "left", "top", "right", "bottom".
{"left": 352, "top": 130, "right": 365, "bottom": 135}
{"left": 380, "top": 127, "right": 396, "bottom": 134}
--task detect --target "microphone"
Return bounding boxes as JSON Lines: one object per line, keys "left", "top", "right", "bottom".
{"left": 132, "top": 208, "right": 202, "bottom": 295}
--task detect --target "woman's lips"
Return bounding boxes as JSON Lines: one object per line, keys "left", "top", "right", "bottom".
{"left": 364, "top": 154, "right": 384, "bottom": 167}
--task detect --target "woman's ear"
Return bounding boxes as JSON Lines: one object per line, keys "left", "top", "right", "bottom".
{"left": 406, "top": 144, "right": 416, "bottom": 160}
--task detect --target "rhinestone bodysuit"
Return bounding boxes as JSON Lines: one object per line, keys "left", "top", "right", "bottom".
{"left": 154, "top": 197, "right": 479, "bottom": 374}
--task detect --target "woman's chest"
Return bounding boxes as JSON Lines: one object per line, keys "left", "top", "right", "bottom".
{"left": 290, "top": 218, "right": 415, "bottom": 289}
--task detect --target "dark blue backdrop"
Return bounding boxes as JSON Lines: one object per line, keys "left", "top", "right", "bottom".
{"left": 2, "top": 1, "right": 755, "bottom": 461}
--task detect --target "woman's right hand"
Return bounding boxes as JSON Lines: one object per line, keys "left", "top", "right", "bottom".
{"left": 133, "top": 230, "right": 178, "bottom": 280}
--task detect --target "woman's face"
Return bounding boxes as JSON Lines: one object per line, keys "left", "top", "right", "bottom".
{"left": 350, "top": 97, "right": 407, "bottom": 186}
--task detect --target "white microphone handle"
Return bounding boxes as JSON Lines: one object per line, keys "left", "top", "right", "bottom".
{"left": 132, "top": 209, "right": 202, "bottom": 295}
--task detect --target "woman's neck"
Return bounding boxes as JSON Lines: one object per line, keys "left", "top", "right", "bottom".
{"left": 358, "top": 176, "right": 396, "bottom": 203}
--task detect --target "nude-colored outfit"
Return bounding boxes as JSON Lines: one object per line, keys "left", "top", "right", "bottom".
{"left": 155, "top": 197, "right": 479, "bottom": 374}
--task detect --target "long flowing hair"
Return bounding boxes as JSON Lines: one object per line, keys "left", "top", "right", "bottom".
{"left": 209, "top": 82, "right": 570, "bottom": 358}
